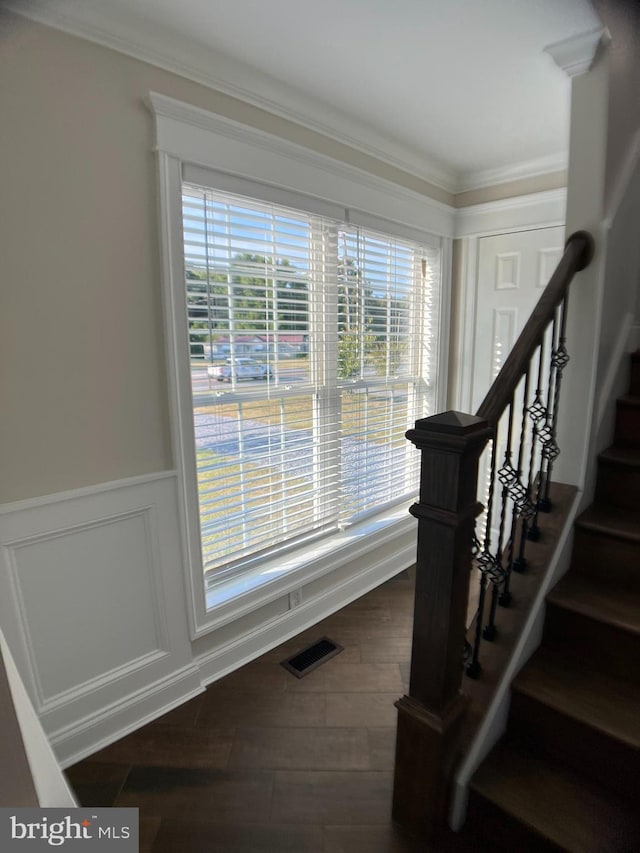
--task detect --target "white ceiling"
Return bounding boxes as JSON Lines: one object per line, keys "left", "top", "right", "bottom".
{"left": 10, "top": 0, "right": 602, "bottom": 191}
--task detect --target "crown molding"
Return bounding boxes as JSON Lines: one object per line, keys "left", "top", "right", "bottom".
{"left": 6, "top": 1, "right": 459, "bottom": 192}
{"left": 544, "top": 26, "right": 607, "bottom": 78}
{"left": 455, "top": 151, "right": 568, "bottom": 193}
{"left": 7, "top": 1, "right": 578, "bottom": 197}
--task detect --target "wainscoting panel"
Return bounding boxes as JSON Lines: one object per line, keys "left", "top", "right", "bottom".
{"left": 0, "top": 471, "right": 416, "bottom": 767}
{"left": 6, "top": 509, "right": 168, "bottom": 708}
{"left": 0, "top": 473, "right": 201, "bottom": 766}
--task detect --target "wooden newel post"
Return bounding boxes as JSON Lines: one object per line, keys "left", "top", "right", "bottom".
{"left": 392, "top": 411, "right": 492, "bottom": 837}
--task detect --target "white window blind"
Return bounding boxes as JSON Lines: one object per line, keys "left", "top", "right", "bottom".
{"left": 182, "top": 183, "right": 441, "bottom": 581}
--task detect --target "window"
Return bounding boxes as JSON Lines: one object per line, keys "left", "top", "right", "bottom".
{"left": 182, "top": 184, "right": 441, "bottom": 585}
{"left": 148, "top": 91, "right": 451, "bottom": 633}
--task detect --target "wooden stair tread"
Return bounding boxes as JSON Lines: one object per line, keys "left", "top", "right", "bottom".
{"left": 548, "top": 574, "right": 640, "bottom": 636}
{"left": 471, "top": 740, "right": 639, "bottom": 852}
{"left": 513, "top": 644, "right": 640, "bottom": 748}
{"left": 599, "top": 446, "right": 640, "bottom": 468}
{"left": 576, "top": 503, "right": 640, "bottom": 542}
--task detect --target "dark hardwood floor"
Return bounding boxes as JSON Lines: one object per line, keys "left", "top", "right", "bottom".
{"left": 65, "top": 568, "right": 481, "bottom": 852}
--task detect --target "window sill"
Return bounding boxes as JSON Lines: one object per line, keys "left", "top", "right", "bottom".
{"left": 196, "top": 500, "right": 416, "bottom": 637}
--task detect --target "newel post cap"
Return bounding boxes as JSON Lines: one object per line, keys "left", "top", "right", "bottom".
{"left": 414, "top": 410, "right": 487, "bottom": 433}
{"left": 406, "top": 411, "right": 492, "bottom": 450}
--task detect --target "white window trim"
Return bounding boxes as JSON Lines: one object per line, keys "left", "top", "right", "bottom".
{"left": 148, "top": 92, "right": 453, "bottom": 639}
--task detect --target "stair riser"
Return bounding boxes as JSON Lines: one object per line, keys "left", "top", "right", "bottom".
{"left": 544, "top": 605, "right": 640, "bottom": 682}
{"left": 571, "top": 527, "right": 640, "bottom": 591}
{"left": 595, "top": 460, "right": 640, "bottom": 510}
{"left": 614, "top": 402, "right": 640, "bottom": 448}
{"left": 508, "top": 691, "right": 640, "bottom": 804}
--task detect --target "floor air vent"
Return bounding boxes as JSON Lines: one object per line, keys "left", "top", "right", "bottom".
{"left": 281, "top": 637, "right": 343, "bottom": 678}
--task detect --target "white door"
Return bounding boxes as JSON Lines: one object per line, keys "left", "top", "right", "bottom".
{"left": 470, "top": 226, "right": 564, "bottom": 547}
{"left": 471, "top": 226, "right": 565, "bottom": 411}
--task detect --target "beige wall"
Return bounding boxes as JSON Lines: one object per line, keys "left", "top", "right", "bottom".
{"left": 0, "top": 11, "right": 570, "bottom": 504}
{"left": 0, "top": 12, "right": 454, "bottom": 504}
{"left": 454, "top": 171, "right": 567, "bottom": 207}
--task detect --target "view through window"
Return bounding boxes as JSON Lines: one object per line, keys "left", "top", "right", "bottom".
{"left": 182, "top": 185, "right": 441, "bottom": 584}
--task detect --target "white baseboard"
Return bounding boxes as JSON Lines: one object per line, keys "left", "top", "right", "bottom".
{"left": 55, "top": 665, "right": 203, "bottom": 768}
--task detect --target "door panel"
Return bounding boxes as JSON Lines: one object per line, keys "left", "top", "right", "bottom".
{"left": 471, "top": 226, "right": 564, "bottom": 545}
{"left": 471, "top": 226, "right": 564, "bottom": 411}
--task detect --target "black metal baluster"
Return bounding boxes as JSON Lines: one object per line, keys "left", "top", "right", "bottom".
{"left": 528, "top": 318, "right": 557, "bottom": 539}
{"left": 516, "top": 344, "right": 546, "bottom": 562}
{"left": 504, "top": 367, "right": 534, "bottom": 588}
{"left": 466, "top": 558, "right": 486, "bottom": 681}
{"left": 484, "top": 398, "right": 516, "bottom": 639}
{"left": 484, "top": 573, "right": 500, "bottom": 639}
{"left": 537, "top": 311, "right": 561, "bottom": 513}
{"left": 516, "top": 338, "right": 547, "bottom": 556}
{"left": 466, "top": 437, "right": 498, "bottom": 679}
{"left": 466, "top": 531, "right": 483, "bottom": 665}
{"left": 541, "top": 294, "right": 569, "bottom": 508}
{"left": 499, "top": 384, "right": 521, "bottom": 605}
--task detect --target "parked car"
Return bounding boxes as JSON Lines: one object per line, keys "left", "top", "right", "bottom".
{"left": 207, "top": 358, "right": 273, "bottom": 382}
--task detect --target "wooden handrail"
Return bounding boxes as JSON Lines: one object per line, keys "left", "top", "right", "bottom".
{"left": 477, "top": 230, "right": 594, "bottom": 427}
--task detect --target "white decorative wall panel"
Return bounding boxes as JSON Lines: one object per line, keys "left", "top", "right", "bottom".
{"left": 0, "top": 473, "right": 201, "bottom": 765}
{"left": 6, "top": 510, "right": 167, "bottom": 709}
{"left": 0, "top": 470, "right": 418, "bottom": 766}
{"left": 537, "top": 247, "right": 563, "bottom": 288}
{"left": 491, "top": 308, "right": 517, "bottom": 381}
{"left": 495, "top": 252, "right": 520, "bottom": 290}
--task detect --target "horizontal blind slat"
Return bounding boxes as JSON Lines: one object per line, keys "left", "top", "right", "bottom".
{"left": 182, "top": 183, "right": 440, "bottom": 580}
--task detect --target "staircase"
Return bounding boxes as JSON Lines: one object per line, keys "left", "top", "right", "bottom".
{"left": 467, "top": 351, "right": 640, "bottom": 852}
